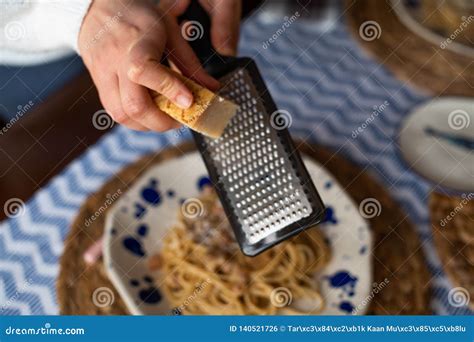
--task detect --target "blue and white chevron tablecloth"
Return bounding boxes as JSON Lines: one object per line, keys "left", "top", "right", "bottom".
{"left": 0, "top": 13, "right": 471, "bottom": 316}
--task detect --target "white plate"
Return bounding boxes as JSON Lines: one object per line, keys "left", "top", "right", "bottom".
{"left": 104, "top": 152, "right": 373, "bottom": 315}
{"left": 399, "top": 97, "right": 474, "bottom": 192}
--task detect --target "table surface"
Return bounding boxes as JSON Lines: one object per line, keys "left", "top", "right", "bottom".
{"left": 0, "top": 71, "right": 108, "bottom": 220}
{"left": 0, "top": 9, "right": 471, "bottom": 315}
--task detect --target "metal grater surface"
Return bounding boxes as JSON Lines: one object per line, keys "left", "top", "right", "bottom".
{"left": 203, "top": 68, "right": 313, "bottom": 245}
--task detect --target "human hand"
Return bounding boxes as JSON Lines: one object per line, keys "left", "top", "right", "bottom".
{"left": 78, "top": 0, "right": 219, "bottom": 131}
{"left": 162, "top": 0, "right": 242, "bottom": 56}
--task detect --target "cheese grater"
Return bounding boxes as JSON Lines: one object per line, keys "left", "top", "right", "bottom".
{"left": 181, "top": 1, "right": 326, "bottom": 256}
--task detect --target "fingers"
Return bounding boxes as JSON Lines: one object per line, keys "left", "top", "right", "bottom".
{"left": 159, "top": 0, "right": 190, "bottom": 15}
{"left": 94, "top": 73, "right": 149, "bottom": 131}
{"left": 119, "top": 67, "right": 180, "bottom": 131}
{"left": 127, "top": 36, "right": 194, "bottom": 109}
{"left": 81, "top": 1, "right": 187, "bottom": 133}
{"left": 200, "top": 0, "right": 241, "bottom": 56}
{"left": 164, "top": 17, "right": 220, "bottom": 91}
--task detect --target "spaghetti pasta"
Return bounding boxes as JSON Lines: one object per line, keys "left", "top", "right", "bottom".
{"left": 149, "top": 188, "right": 330, "bottom": 315}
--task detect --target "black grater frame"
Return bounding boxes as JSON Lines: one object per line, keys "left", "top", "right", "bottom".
{"left": 181, "top": 2, "right": 326, "bottom": 256}
{"left": 192, "top": 58, "right": 326, "bottom": 256}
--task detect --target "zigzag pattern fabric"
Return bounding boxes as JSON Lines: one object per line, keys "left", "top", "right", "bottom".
{"left": 0, "top": 14, "right": 470, "bottom": 315}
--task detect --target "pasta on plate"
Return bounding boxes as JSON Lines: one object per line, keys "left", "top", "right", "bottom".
{"left": 148, "top": 188, "right": 330, "bottom": 315}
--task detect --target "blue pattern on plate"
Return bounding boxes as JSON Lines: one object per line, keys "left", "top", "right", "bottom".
{"left": 122, "top": 224, "right": 149, "bottom": 257}
{"left": 141, "top": 179, "right": 161, "bottom": 205}
{"left": 130, "top": 276, "right": 162, "bottom": 304}
{"left": 339, "top": 301, "right": 356, "bottom": 314}
{"left": 0, "top": 13, "right": 469, "bottom": 315}
{"left": 322, "top": 206, "right": 338, "bottom": 225}
{"left": 326, "top": 271, "right": 358, "bottom": 297}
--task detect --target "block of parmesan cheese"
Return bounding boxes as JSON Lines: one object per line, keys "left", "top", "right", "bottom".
{"left": 152, "top": 73, "right": 238, "bottom": 139}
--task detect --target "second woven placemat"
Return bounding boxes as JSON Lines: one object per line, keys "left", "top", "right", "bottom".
{"left": 57, "top": 142, "right": 431, "bottom": 315}
{"left": 345, "top": 0, "right": 473, "bottom": 97}
{"left": 430, "top": 191, "right": 474, "bottom": 310}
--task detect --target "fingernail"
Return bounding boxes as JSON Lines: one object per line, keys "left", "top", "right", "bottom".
{"left": 176, "top": 94, "right": 192, "bottom": 109}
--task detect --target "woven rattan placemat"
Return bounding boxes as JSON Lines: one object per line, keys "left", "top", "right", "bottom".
{"left": 430, "top": 191, "right": 474, "bottom": 310}
{"left": 345, "top": 0, "right": 473, "bottom": 97}
{"left": 57, "top": 142, "right": 431, "bottom": 315}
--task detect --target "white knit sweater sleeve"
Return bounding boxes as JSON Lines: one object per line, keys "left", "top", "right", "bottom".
{"left": 0, "top": 0, "right": 93, "bottom": 65}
